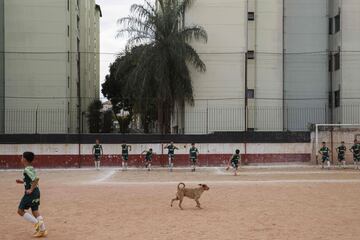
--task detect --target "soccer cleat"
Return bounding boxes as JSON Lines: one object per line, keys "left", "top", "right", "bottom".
{"left": 34, "top": 221, "right": 41, "bottom": 232}
{"left": 33, "top": 230, "right": 48, "bottom": 238}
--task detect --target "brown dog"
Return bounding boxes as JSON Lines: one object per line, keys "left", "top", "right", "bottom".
{"left": 170, "top": 183, "right": 210, "bottom": 210}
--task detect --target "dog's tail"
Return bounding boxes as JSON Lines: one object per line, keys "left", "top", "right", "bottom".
{"left": 178, "top": 182, "right": 185, "bottom": 190}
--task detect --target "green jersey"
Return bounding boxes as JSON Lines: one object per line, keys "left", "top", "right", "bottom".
{"left": 93, "top": 144, "right": 103, "bottom": 155}
{"left": 319, "top": 147, "right": 330, "bottom": 157}
{"left": 122, "top": 144, "right": 130, "bottom": 155}
{"left": 189, "top": 147, "right": 199, "bottom": 159}
{"left": 351, "top": 144, "right": 360, "bottom": 155}
{"left": 231, "top": 154, "right": 240, "bottom": 164}
{"left": 166, "top": 144, "right": 177, "bottom": 155}
{"left": 23, "top": 166, "right": 37, "bottom": 190}
{"left": 337, "top": 145, "right": 346, "bottom": 155}
{"left": 145, "top": 151, "right": 153, "bottom": 161}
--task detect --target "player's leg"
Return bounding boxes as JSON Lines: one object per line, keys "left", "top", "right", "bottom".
{"left": 121, "top": 156, "right": 125, "bottom": 170}
{"left": 32, "top": 209, "right": 47, "bottom": 235}
{"left": 168, "top": 155, "right": 173, "bottom": 172}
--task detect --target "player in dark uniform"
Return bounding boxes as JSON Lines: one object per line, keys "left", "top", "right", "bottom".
{"left": 189, "top": 143, "right": 199, "bottom": 172}
{"left": 141, "top": 148, "right": 153, "bottom": 171}
{"left": 164, "top": 142, "right": 179, "bottom": 172}
{"left": 16, "top": 152, "right": 47, "bottom": 237}
{"left": 319, "top": 142, "right": 331, "bottom": 169}
{"left": 121, "top": 143, "right": 131, "bottom": 171}
{"left": 92, "top": 139, "right": 103, "bottom": 170}
{"left": 227, "top": 149, "right": 241, "bottom": 176}
{"left": 350, "top": 139, "right": 360, "bottom": 170}
{"left": 336, "top": 141, "right": 347, "bottom": 168}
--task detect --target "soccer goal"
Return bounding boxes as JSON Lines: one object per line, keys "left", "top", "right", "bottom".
{"left": 315, "top": 124, "right": 360, "bottom": 165}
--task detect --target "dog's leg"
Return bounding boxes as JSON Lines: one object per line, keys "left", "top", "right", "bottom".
{"left": 179, "top": 197, "right": 184, "bottom": 210}
{"left": 195, "top": 198, "right": 202, "bottom": 209}
{"left": 171, "top": 196, "right": 179, "bottom": 207}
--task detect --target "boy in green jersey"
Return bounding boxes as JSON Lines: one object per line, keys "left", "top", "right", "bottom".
{"left": 336, "top": 141, "right": 347, "bottom": 168}
{"left": 189, "top": 143, "right": 199, "bottom": 172}
{"left": 16, "top": 152, "right": 48, "bottom": 238}
{"left": 164, "top": 142, "right": 179, "bottom": 172}
{"left": 121, "top": 142, "right": 131, "bottom": 171}
{"left": 319, "top": 142, "right": 331, "bottom": 169}
{"left": 227, "top": 149, "right": 241, "bottom": 176}
{"left": 92, "top": 139, "right": 103, "bottom": 170}
{"left": 141, "top": 148, "right": 153, "bottom": 171}
{"left": 350, "top": 139, "right": 360, "bottom": 170}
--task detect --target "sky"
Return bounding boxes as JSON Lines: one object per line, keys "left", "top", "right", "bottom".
{"left": 96, "top": 0, "right": 144, "bottom": 100}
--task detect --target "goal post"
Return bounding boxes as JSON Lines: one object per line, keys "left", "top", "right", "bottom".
{"left": 315, "top": 124, "right": 360, "bottom": 165}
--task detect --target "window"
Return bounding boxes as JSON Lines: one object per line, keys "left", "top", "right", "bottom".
{"left": 67, "top": 0, "right": 69, "bottom": 11}
{"left": 68, "top": 76, "right": 70, "bottom": 88}
{"left": 247, "top": 89, "right": 255, "bottom": 99}
{"left": 334, "top": 52, "right": 340, "bottom": 70}
{"left": 248, "top": 12, "right": 255, "bottom": 21}
{"left": 328, "top": 18, "right": 333, "bottom": 35}
{"left": 335, "top": 90, "right": 340, "bottom": 108}
{"left": 328, "top": 54, "right": 333, "bottom": 72}
{"left": 247, "top": 50, "right": 255, "bottom": 59}
{"left": 328, "top": 92, "right": 333, "bottom": 108}
{"left": 335, "top": 14, "right": 340, "bottom": 33}
{"left": 67, "top": 25, "right": 69, "bottom": 37}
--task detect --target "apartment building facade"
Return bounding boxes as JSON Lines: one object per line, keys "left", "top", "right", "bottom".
{"left": 0, "top": 0, "right": 101, "bottom": 133}
{"left": 175, "top": 0, "right": 360, "bottom": 134}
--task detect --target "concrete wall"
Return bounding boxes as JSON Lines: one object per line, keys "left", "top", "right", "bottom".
{"left": 0, "top": 142, "right": 311, "bottom": 169}
{"left": 2, "top": 0, "right": 101, "bottom": 134}
{"left": 0, "top": 0, "right": 4, "bottom": 133}
{"left": 254, "top": 0, "right": 283, "bottom": 131}
{"left": 4, "top": 0, "right": 69, "bottom": 133}
{"left": 184, "top": 0, "right": 247, "bottom": 134}
{"left": 284, "top": 0, "right": 329, "bottom": 130}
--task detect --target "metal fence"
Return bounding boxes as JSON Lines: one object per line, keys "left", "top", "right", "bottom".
{"left": 1, "top": 104, "right": 360, "bottom": 134}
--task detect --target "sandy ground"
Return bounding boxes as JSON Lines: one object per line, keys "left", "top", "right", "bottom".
{"left": 1, "top": 166, "right": 360, "bottom": 240}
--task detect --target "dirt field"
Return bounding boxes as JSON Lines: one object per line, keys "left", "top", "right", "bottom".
{"left": 1, "top": 166, "right": 360, "bottom": 240}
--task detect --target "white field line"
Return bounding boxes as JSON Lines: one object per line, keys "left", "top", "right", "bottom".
{"left": 214, "top": 168, "right": 360, "bottom": 175}
{"left": 92, "top": 179, "right": 360, "bottom": 186}
{"left": 90, "top": 170, "right": 117, "bottom": 184}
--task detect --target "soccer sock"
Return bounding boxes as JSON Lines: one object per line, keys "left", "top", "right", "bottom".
{"left": 95, "top": 161, "right": 97, "bottom": 169}
{"left": 23, "top": 212, "right": 38, "bottom": 224}
{"left": 98, "top": 161, "right": 100, "bottom": 169}
{"left": 327, "top": 161, "right": 330, "bottom": 168}
{"left": 37, "top": 216, "right": 46, "bottom": 231}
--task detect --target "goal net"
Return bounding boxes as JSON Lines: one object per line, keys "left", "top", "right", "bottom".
{"left": 315, "top": 124, "right": 360, "bottom": 165}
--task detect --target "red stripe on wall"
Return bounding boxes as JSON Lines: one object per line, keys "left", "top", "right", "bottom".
{"left": 0, "top": 154, "right": 310, "bottom": 169}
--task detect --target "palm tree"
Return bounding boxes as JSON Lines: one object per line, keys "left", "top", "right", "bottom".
{"left": 117, "top": 0, "right": 207, "bottom": 134}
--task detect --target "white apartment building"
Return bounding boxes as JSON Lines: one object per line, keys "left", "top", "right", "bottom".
{"left": 0, "top": 0, "right": 101, "bottom": 133}
{"left": 175, "top": 0, "right": 360, "bottom": 134}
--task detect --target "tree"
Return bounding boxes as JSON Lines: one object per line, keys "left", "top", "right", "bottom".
{"left": 102, "top": 46, "right": 158, "bottom": 133}
{"left": 87, "top": 100, "right": 102, "bottom": 133}
{"left": 102, "top": 110, "right": 114, "bottom": 133}
{"left": 118, "top": 0, "right": 207, "bottom": 134}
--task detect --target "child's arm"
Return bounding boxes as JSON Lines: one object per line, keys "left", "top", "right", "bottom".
{"left": 16, "top": 179, "right": 24, "bottom": 184}
{"left": 129, "top": 145, "right": 132, "bottom": 151}
{"left": 175, "top": 146, "right": 179, "bottom": 150}
{"left": 100, "top": 146, "right": 104, "bottom": 155}
{"left": 25, "top": 178, "right": 39, "bottom": 194}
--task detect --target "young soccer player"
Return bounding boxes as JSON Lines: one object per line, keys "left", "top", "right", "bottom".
{"left": 141, "top": 148, "right": 153, "bottom": 171}
{"left": 121, "top": 142, "right": 131, "bottom": 171}
{"left": 164, "top": 142, "right": 179, "bottom": 172}
{"left": 350, "top": 139, "right": 360, "bottom": 169}
{"left": 336, "top": 141, "right": 347, "bottom": 168}
{"left": 92, "top": 139, "right": 103, "bottom": 170}
{"left": 319, "top": 142, "right": 331, "bottom": 169}
{"left": 16, "top": 152, "right": 47, "bottom": 238}
{"left": 227, "top": 149, "right": 241, "bottom": 176}
{"left": 189, "top": 143, "right": 199, "bottom": 172}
